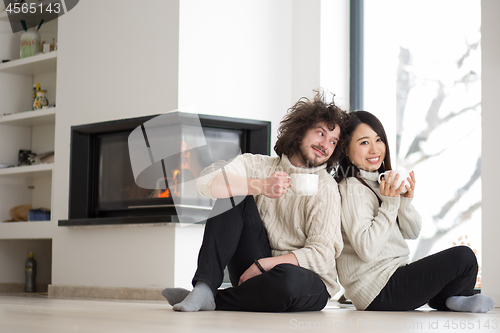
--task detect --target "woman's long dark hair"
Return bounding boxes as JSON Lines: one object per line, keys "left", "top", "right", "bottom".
{"left": 334, "top": 111, "right": 393, "bottom": 185}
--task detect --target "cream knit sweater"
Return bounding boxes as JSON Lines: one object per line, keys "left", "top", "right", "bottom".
{"left": 196, "top": 154, "right": 343, "bottom": 298}
{"left": 337, "top": 169, "right": 422, "bottom": 310}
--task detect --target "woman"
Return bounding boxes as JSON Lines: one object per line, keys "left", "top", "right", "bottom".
{"left": 334, "top": 111, "right": 495, "bottom": 312}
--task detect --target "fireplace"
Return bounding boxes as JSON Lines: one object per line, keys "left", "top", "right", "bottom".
{"left": 58, "top": 112, "right": 271, "bottom": 226}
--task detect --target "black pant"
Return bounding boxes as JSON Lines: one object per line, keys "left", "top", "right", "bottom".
{"left": 193, "top": 196, "right": 330, "bottom": 312}
{"left": 366, "top": 246, "right": 478, "bottom": 311}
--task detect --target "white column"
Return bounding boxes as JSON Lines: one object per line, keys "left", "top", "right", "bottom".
{"left": 481, "top": 0, "right": 500, "bottom": 306}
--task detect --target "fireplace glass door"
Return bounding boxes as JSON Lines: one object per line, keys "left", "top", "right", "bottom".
{"left": 96, "top": 127, "right": 243, "bottom": 215}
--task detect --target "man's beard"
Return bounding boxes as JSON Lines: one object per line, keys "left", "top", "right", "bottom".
{"left": 298, "top": 145, "right": 328, "bottom": 167}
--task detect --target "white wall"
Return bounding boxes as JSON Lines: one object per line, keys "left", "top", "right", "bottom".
{"left": 320, "top": 0, "right": 350, "bottom": 110}
{"left": 291, "top": 0, "right": 320, "bottom": 104}
{"left": 178, "top": 0, "right": 294, "bottom": 153}
{"left": 52, "top": 0, "right": 181, "bottom": 290}
{"left": 178, "top": 0, "right": 347, "bottom": 152}
{"left": 481, "top": 0, "right": 500, "bottom": 305}
{"left": 51, "top": 0, "right": 350, "bottom": 293}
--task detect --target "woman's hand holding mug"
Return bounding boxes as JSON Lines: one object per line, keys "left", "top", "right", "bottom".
{"left": 378, "top": 167, "right": 415, "bottom": 198}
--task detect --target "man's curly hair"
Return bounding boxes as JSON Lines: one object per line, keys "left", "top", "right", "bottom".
{"left": 274, "top": 90, "right": 349, "bottom": 171}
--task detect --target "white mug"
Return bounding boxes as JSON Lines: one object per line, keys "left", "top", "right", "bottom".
{"left": 378, "top": 168, "right": 409, "bottom": 194}
{"left": 290, "top": 173, "right": 318, "bottom": 196}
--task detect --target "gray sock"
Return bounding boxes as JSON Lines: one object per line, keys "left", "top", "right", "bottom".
{"left": 446, "top": 294, "right": 496, "bottom": 313}
{"left": 161, "top": 288, "right": 190, "bottom": 306}
{"left": 172, "top": 281, "right": 215, "bottom": 312}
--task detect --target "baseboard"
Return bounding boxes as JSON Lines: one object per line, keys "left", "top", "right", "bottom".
{"left": 48, "top": 285, "right": 165, "bottom": 301}
{"left": 0, "top": 283, "right": 48, "bottom": 293}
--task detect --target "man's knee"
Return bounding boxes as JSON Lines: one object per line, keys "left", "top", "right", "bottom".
{"left": 269, "top": 264, "right": 324, "bottom": 296}
{"left": 209, "top": 196, "right": 250, "bottom": 219}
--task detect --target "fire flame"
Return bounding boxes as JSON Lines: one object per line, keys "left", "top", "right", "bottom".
{"left": 158, "top": 188, "right": 170, "bottom": 198}
{"left": 172, "top": 169, "right": 181, "bottom": 197}
{"left": 158, "top": 141, "right": 191, "bottom": 198}
{"left": 180, "top": 141, "right": 191, "bottom": 169}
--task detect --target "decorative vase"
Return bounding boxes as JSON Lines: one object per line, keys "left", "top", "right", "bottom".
{"left": 33, "top": 90, "right": 48, "bottom": 110}
{"left": 20, "top": 30, "right": 41, "bottom": 58}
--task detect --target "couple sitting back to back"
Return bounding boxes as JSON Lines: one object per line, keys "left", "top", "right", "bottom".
{"left": 163, "top": 91, "right": 495, "bottom": 313}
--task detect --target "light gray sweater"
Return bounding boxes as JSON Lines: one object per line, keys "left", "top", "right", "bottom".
{"left": 337, "top": 169, "right": 422, "bottom": 310}
{"left": 196, "top": 154, "right": 343, "bottom": 297}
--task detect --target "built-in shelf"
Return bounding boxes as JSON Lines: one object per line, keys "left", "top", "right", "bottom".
{"left": 0, "top": 6, "right": 57, "bottom": 271}
{"left": 0, "top": 108, "right": 55, "bottom": 126}
{"left": 0, "top": 221, "right": 53, "bottom": 240}
{"left": 0, "top": 51, "right": 57, "bottom": 75}
{"left": 0, "top": 163, "right": 54, "bottom": 179}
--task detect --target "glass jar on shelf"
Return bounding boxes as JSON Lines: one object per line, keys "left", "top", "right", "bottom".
{"left": 20, "top": 29, "right": 41, "bottom": 58}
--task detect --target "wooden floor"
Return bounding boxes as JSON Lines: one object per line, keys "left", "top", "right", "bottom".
{"left": 0, "top": 294, "right": 499, "bottom": 333}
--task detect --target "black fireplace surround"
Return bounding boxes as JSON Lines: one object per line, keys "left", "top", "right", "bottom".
{"left": 58, "top": 112, "right": 271, "bottom": 226}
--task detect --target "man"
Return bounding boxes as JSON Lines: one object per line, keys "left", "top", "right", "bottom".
{"left": 163, "top": 91, "right": 348, "bottom": 312}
